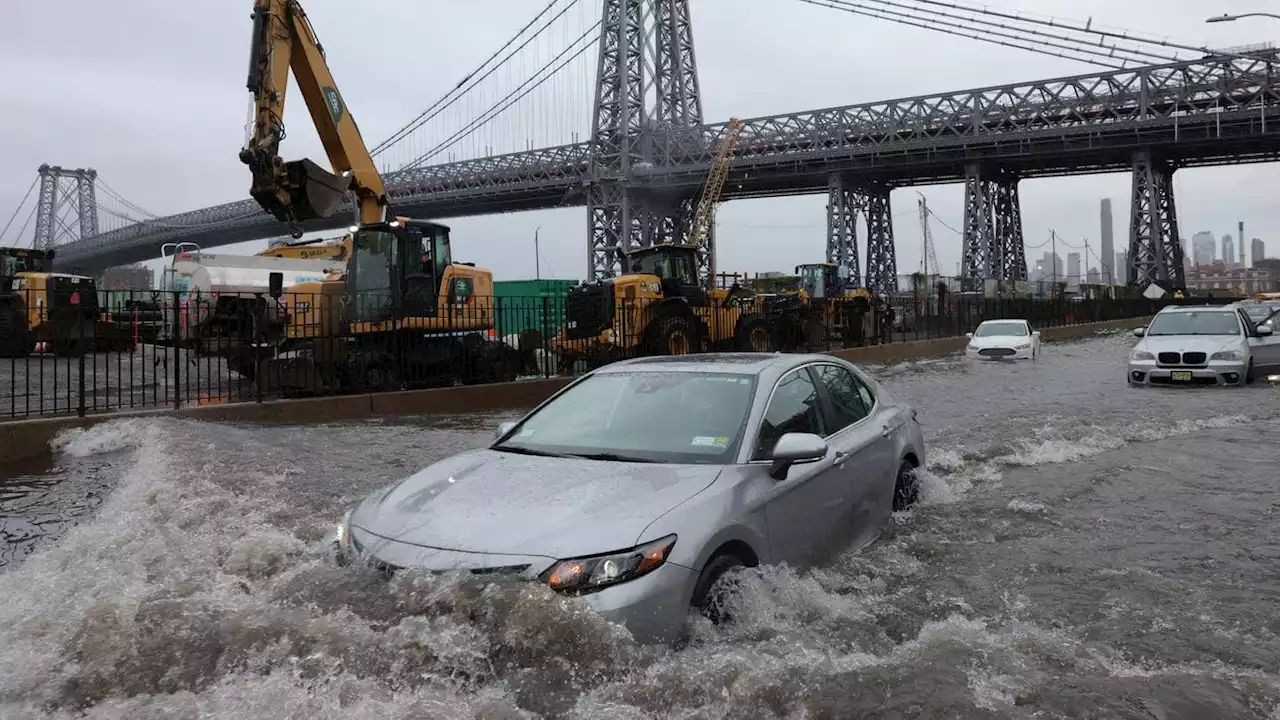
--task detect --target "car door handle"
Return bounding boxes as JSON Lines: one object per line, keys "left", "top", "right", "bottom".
{"left": 833, "top": 450, "right": 849, "bottom": 463}
{"left": 881, "top": 424, "right": 895, "bottom": 438}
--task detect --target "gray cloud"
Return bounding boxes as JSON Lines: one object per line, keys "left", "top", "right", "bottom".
{"left": 1, "top": 0, "right": 1276, "bottom": 282}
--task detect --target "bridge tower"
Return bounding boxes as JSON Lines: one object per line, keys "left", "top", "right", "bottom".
{"left": 32, "top": 164, "right": 99, "bottom": 251}
{"left": 960, "top": 164, "right": 1026, "bottom": 288}
{"left": 587, "top": 0, "right": 705, "bottom": 281}
{"left": 825, "top": 175, "right": 898, "bottom": 296}
{"left": 1127, "top": 150, "right": 1185, "bottom": 290}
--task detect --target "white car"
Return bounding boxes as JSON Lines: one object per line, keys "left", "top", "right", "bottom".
{"left": 965, "top": 319, "right": 1041, "bottom": 360}
{"left": 1127, "top": 304, "right": 1280, "bottom": 386}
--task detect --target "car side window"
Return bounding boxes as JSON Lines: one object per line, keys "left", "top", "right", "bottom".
{"left": 754, "top": 369, "right": 826, "bottom": 460}
{"left": 814, "top": 364, "right": 871, "bottom": 432}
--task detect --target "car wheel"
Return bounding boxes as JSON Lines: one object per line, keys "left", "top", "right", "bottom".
{"left": 1245, "top": 360, "right": 1256, "bottom": 385}
{"left": 892, "top": 459, "right": 920, "bottom": 511}
{"left": 690, "top": 553, "right": 746, "bottom": 626}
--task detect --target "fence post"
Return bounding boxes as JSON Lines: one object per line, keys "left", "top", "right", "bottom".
{"left": 539, "top": 295, "right": 550, "bottom": 378}
{"left": 77, "top": 313, "right": 86, "bottom": 418}
{"left": 172, "top": 291, "right": 182, "bottom": 409}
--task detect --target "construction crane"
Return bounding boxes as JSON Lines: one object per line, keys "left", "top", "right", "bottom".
{"left": 918, "top": 194, "right": 940, "bottom": 279}
{"left": 685, "top": 117, "right": 744, "bottom": 286}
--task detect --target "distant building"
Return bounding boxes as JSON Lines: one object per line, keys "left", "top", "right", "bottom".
{"left": 1222, "top": 234, "right": 1236, "bottom": 266}
{"left": 1185, "top": 264, "right": 1278, "bottom": 294}
{"left": 1115, "top": 251, "right": 1128, "bottom": 284}
{"left": 99, "top": 265, "right": 154, "bottom": 291}
{"left": 1253, "top": 238, "right": 1267, "bottom": 267}
{"left": 1066, "top": 252, "right": 1081, "bottom": 288}
{"left": 1086, "top": 267, "right": 1100, "bottom": 285}
{"left": 1192, "top": 231, "right": 1216, "bottom": 266}
{"left": 1099, "top": 199, "right": 1114, "bottom": 285}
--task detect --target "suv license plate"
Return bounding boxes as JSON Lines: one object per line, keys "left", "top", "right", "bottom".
{"left": 1170, "top": 370, "right": 1192, "bottom": 382}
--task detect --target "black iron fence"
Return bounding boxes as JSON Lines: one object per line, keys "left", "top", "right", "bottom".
{"left": 0, "top": 288, "right": 1236, "bottom": 419}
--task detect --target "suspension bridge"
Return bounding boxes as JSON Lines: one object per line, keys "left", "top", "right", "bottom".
{"left": 6, "top": 0, "right": 1280, "bottom": 292}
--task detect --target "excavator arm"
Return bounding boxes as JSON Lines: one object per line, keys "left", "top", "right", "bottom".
{"left": 240, "top": 0, "right": 386, "bottom": 234}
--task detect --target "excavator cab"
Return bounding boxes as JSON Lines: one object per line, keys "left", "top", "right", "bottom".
{"left": 344, "top": 218, "right": 461, "bottom": 323}
{"left": 628, "top": 243, "right": 707, "bottom": 304}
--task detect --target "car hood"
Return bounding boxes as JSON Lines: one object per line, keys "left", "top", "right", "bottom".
{"left": 968, "top": 335, "right": 1030, "bottom": 348}
{"left": 1138, "top": 335, "right": 1239, "bottom": 355}
{"left": 348, "top": 448, "right": 723, "bottom": 559}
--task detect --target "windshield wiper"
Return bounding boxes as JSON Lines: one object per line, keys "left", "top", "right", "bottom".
{"left": 566, "top": 452, "right": 662, "bottom": 463}
{"left": 491, "top": 445, "right": 575, "bottom": 458}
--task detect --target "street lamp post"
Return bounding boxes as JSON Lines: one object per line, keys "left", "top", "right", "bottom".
{"left": 1206, "top": 12, "right": 1280, "bottom": 23}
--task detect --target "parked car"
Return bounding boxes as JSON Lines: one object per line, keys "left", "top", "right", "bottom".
{"left": 331, "top": 353, "right": 926, "bottom": 644}
{"left": 1127, "top": 305, "right": 1280, "bottom": 386}
{"left": 1232, "top": 299, "right": 1280, "bottom": 326}
{"left": 964, "top": 318, "right": 1041, "bottom": 360}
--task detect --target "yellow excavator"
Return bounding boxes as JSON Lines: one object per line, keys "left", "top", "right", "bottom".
{"left": 551, "top": 118, "right": 776, "bottom": 367}
{"left": 238, "top": 0, "right": 515, "bottom": 390}
{"left": 258, "top": 233, "right": 351, "bottom": 261}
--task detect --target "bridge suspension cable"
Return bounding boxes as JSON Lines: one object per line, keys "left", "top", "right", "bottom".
{"left": 796, "top": 0, "right": 1181, "bottom": 67}
{"left": 371, "top": 0, "right": 585, "bottom": 158}
{"left": 0, "top": 177, "right": 38, "bottom": 244}
{"left": 400, "top": 19, "right": 601, "bottom": 172}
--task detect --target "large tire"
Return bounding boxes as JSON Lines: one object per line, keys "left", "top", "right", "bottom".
{"left": 893, "top": 459, "right": 920, "bottom": 511}
{"left": 734, "top": 315, "right": 778, "bottom": 353}
{"left": 0, "top": 307, "right": 28, "bottom": 359}
{"left": 645, "top": 314, "right": 698, "bottom": 356}
{"left": 690, "top": 553, "right": 747, "bottom": 626}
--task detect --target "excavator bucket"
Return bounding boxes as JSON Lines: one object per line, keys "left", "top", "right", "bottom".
{"left": 280, "top": 158, "right": 351, "bottom": 222}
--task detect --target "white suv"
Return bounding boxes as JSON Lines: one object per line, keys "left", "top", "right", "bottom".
{"left": 1127, "top": 305, "right": 1280, "bottom": 386}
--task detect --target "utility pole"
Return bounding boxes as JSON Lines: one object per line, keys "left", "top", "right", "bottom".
{"left": 1051, "top": 229, "right": 1058, "bottom": 287}
{"left": 534, "top": 226, "right": 541, "bottom": 280}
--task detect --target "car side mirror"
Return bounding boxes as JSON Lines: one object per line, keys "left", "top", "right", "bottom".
{"left": 768, "top": 432, "right": 828, "bottom": 481}
{"left": 1257, "top": 325, "right": 1274, "bottom": 337}
{"left": 965, "top": 332, "right": 973, "bottom": 339}
{"left": 1132, "top": 327, "right": 1146, "bottom": 338}
{"left": 1031, "top": 330, "right": 1040, "bottom": 338}
{"left": 494, "top": 420, "right": 517, "bottom": 440}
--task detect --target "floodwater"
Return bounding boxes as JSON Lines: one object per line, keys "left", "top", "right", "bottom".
{"left": 2, "top": 330, "right": 1279, "bottom": 718}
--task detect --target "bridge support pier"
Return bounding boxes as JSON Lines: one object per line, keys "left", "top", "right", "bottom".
{"left": 33, "top": 164, "right": 99, "bottom": 252}
{"left": 863, "top": 184, "right": 898, "bottom": 296}
{"left": 825, "top": 174, "right": 862, "bottom": 288}
{"left": 825, "top": 175, "right": 897, "bottom": 295}
{"left": 961, "top": 163, "right": 1025, "bottom": 287}
{"left": 586, "top": 0, "right": 704, "bottom": 281}
{"left": 1127, "top": 150, "right": 1185, "bottom": 290}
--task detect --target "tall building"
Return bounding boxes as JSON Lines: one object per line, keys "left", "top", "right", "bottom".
{"left": 1037, "top": 251, "right": 1062, "bottom": 281}
{"left": 1099, "top": 198, "right": 1114, "bottom": 285}
{"left": 1115, "top": 251, "right": 1128, "bottom": 284}
{"left": 1252, "top": 238, "right": 1266, "bottom": 267}
{"left": 1222, "top": 234, "right": 1236, "bottom": 265}
{"left": 1192, "top": 231, "right": 1216, "bottom": 266}
{"left": 1238, "top": 221, "right": 1246, "bottom": 267}
{"left": 1067, "top": 252, "right": 1081, "bottom": 287}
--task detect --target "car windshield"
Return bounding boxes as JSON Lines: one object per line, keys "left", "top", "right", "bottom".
{"left": 493, "top": 370, "right": 756, "bottom": 464}
{"left": 974, "top": 321, "right": 1028, "bottom": 337}
{"left": 1146, "top": 310, "right": 1240, "bottom": 336}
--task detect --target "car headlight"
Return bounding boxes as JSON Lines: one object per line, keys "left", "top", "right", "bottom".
{"left": 539, "top": 535, "right": 676, "bottom": 596}
{"left": 1210, "top": 350, "right": 1240, "bottom": 361}
{"left": 333, "top": 511, "right": 353, "bottom": 564}
{"left": 1015, "top": 340, "right": 1030, "bottom": 348}
{"left": 1131, "top": 350, "right": 1154, "bottom": 361}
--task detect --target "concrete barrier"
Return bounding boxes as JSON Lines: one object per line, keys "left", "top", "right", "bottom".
{"left": 0, "top": 317, "right": 1147, "bottom": 465}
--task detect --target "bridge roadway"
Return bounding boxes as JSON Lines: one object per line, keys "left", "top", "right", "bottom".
{"left": 58, "top": 52, "right": 1280, "bottom": 273}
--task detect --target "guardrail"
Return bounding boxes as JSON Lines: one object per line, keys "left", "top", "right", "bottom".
{"left": 0, "top": 288, "right": 1231, "bottom": 419}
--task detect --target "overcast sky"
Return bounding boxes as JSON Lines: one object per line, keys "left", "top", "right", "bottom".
{"left": 1, "top": 0, "right": 1277, "bottom": 284}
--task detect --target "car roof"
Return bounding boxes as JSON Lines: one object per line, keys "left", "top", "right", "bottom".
{"left": 976, "top": 318, "right": 1029, "bottom": 324}
{"left": 1158, "top": 304, "right": 1237, "bottom": 314}
{"left": 599, "top": 352, "right": 847, "bottom": 380}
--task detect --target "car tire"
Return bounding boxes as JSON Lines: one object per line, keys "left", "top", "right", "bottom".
{"left": 1245, "top": 360, "right": 1256, "bottom": 385}
{"left": 892, "top": 459, "right": 920, "bottom": 511}
{"left": 690, "top": 553, "right": 746, "bottom": 626}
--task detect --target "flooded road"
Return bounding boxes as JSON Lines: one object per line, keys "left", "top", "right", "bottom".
{"left": 2, "top": 330, "right": 1279, "bottom": 718}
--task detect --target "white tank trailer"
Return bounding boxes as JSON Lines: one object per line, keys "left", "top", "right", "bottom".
{"left": 165, "top": 252, "right": 344, "bottom": 377}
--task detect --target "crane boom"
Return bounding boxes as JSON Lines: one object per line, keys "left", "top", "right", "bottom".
{"left": 240, "top": 0, "right": 386, "bottom": 234}
{"left": 685, "top": 118, "right": 743, "bottom": 281}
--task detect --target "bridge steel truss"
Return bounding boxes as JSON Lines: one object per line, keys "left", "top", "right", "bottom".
{"left": 33, "top": 164, "right": 99, "bottom": 251}
{"left": 960, "top": 165, "right": 1026, "bottom": 286}
{"left": 53, "top": 24, "right": 1280, "bottom": 289}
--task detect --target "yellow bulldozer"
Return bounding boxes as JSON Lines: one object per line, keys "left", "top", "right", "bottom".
{"left": 762, "top": 262, "right": 872, "bottom": 349}
{"left": 0, "top": 247, "right": 135, "bottom": 357}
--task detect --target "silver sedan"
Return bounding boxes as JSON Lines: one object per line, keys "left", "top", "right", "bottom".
{"left": 332, "top": 353, "right": 927, "bottom": 644}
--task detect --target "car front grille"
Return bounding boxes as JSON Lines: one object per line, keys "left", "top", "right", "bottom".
{"left": 349, "top": 535, "right": 531, "bottom": 579}
{"left": 1156, "top": 351, "right": 1209, "bottom": 367}
{"left": 978, "top": 347, "right": 1016, "bottom": 357}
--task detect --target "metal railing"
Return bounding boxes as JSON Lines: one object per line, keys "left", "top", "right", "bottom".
{"left": 0, "top": 287, "right": 1231, "bottom": 420}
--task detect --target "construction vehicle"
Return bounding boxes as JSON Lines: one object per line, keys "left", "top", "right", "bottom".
{"left": 551, "top": 118, "right": 778, "bottom": 366}
{"left": 258, "top": 234, "right": 351, "bottom": 261}
{"left": 764, "top": 262, "right": 872, "bottom": 349}
{"left": 0, "top": 247, "right": 135, "bottom": 357}
{"left": 237, "top": 0, "right": 514, "bottom": 390}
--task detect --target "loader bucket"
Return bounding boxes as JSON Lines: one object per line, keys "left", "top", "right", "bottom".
{"left": 281, "top": 158, "right": 351, "bottom": 222}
